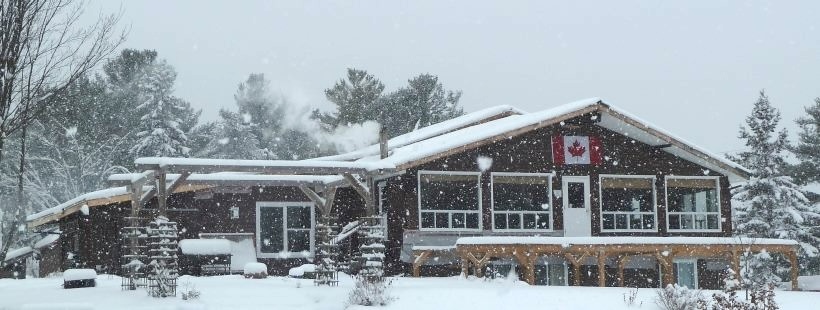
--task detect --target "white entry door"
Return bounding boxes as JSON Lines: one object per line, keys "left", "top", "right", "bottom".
{"left": 562, "top": 176, "right": 591, "bottom": 237}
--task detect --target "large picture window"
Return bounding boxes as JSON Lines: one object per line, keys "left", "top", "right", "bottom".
{"left": 418, "top": 171, "right": 481, "bottom": 230}
{"left": 666, "top": 177, "right": 721, "bottom": 231}
{"left": 600, "top": 175, "right": 656, "bottom": 232}
{"left": 491, "top": 173, "right": 553, "bottom": 231}
{"left": 256, "top": 202, "right": 314, "bottom": 258}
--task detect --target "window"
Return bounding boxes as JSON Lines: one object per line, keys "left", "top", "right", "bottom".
{"left": 256, "top": 202, "right": 314, "bottom": 258}
{"left": 674, "top": 259, "right": 698, "bottom": 289}
{"left": 666, "top": 177, "right": 721, "bottom": 231}
{"left": 491, "top": 173, "right": 553, "bottom": 231}
{"left": 418, "top": 171, "right": 481, "bottom": 230}
{"left": 600, "top": 175, "right": 656, "bottom": 231}
{"left": 535, "top": 262, "right": 568, "bottom": 286}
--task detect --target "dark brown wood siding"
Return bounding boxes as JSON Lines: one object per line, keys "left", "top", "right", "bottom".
{"left": 396, "top": 113, "right": 732, "bottom": 237}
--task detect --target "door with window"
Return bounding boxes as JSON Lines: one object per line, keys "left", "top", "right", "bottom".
{"left": 674, "top": 259, "right": 698, "bottom": 289}
{"left": 562, "top": 176, "right": 591, "bottom": 237}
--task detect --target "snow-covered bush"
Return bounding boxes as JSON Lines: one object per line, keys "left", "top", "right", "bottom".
{"left": 623, "top": 287, "right": 641, "bottom": 307}
{"left": 740, "top": 250, "right": 781, "bottom": 290}
{"left": 711, "top": 269, "right": 779, "bottom": 310}
{"left": 180, "top": 281, "right": 201, "bottom": 301}
{"left": 654, "top": 284, "right": 707, "bottom": 310}
{"left": 243, "top": 262, "right": 268, "bottom": 279}
{"left": 347, "top": 275, "right": 394, "bottom": 307}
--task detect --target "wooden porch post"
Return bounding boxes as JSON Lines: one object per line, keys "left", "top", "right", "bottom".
{"left": 412, "top": 250, "right": 431, "bottom": 277}
{"left": 597, "top": 250, "right": 607, "bottom": 287}
{"left": 730, "top": 250, "right": 741, "bottom": 279}
{"left": 514, "top": 251, "right": 535, "bottom": 285}
{"left": 617, "top": 255, "right": 631, "bottom": 287}
{"left": 461, "top": 257, "right": 470, "bottom": 278}
{"left": 156, "top": 170, "right": 167, "bottom": 217}
{"left": 787, "top": 250, "right": 800, "bottom": 291}
{"left": 656, "top": 253, "right": 673, "bottom": 288}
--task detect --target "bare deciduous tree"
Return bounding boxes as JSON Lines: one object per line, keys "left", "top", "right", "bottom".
{"left": 0, "top": 0, "right": 125, "bottom": 266}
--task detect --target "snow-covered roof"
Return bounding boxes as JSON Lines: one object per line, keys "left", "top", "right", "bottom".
{"left": 33, "top": 234, "right": 60, "bottom": 249}
{"left": 355, "top": 98, "right": 749, "bottom": 182}
{"left": 4, "top": 246, "right": 33, "bottom": 262}
{"left": 179, "top": 239, "right": 232, "bottom": 255}
{"left": 317, "top": 105, "right": 525, "bottom": 161}
{"left": 134, "top": 157, "right": 395, "bottom": 174}
{"left": 456, "top": 236, "right": 798, "bottom": 246}
{"left": 26, "top": 187, "right": 132, "bottom": 225}
{"left": 109, "top": 172, "right": 344, "bottom": 186}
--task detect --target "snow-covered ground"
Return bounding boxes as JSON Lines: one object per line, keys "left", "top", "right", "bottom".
{"left": 0, "top": 275, "right": 817, "bottom": 310}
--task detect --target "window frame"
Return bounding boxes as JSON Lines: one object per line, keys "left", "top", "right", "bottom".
{"left": 490, "top": 172, "right": 555, "bottom": 232}
{"left": 417, "top": 170, "right": 483, "bottom": 232}
{"left": 664, "top": 176, "right": 722, "bottom": 233}
{"left": 255, "top": 201, "right": 315, "bottom": 259}
{"left": 598, "top": 174, "right": 658, "bottom": 233}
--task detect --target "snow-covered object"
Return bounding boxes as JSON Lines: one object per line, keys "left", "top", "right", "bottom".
{"left": 79, "top": 205, "right": 89, "bottom": 216}
{"left": 288, "top": 264, "right": 317, "bottom": 277}
{"left": 34, "top": 234, "right": 60, "bottom": 249}
{"left": 341, "top": 98, "right": 748, "bottom": 182}
{"left": 63, "top": 269, "right": 97, "bottom": 281}
{"left": 456, "top": 236, "right": 798, "bottom": 246}
{"left": 134, "top": 157, "right": 394, "bottom": 172}
{"left": 243, "top": 262, "right": 268, "bottom": 279}
{"left": 3, "top": 246, "right": 33, "bottom": 262}
{"left": 26, "top": 187, "right": 134, "bottom": 222}
{"left": 179, "top": 239, "right": 231, "bottom": 255}
{"left": 316, "top": 105, "right": 525, "bottom": 161}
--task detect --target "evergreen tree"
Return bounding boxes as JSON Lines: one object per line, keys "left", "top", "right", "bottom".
{"left": 234, "top": 73, "right": 284, "bottom": 144}
{"left": 790, "top": 98, "right": 820, "bottom": 186}
{"left": 198, "top": 110, "right": 266, "bottom": 159}
{"left": 730, "top": 91, "right": 820, "bottom": 268}
{"left": 380, "top": 73, "right": 464, "bottom": 137}
{"left": 315, "top": 68, "right": 385, "bottom": 129}
{"left": 128, "top": 56, "right": 199, "bottom": 158}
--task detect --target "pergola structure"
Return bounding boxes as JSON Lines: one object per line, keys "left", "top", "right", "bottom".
{"left": 450, "top": 237, "right": 800, "bottom": 290}
{"left": 108, "top": 157, "right": 397, "bottom": 289}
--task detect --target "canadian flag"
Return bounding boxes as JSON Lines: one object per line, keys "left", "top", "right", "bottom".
{"left": 551, "top": 135, "right": 603, "bottom": 165}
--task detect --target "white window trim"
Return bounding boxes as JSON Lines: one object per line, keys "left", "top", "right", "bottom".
{"left": 255, "top": 201, "right": 315, "bottom": 259}
{"left": 664, "top": 176, "right": 722, "bottom": 233}
{"left": 490, "top": 172, "right": 554, "bottom": 232}
{"left": 598, "top": 174, "right": 658, "bottom": 233}
{"left": 417, "top": 170, "right": 482, "bottom": 232}
{"left": 541, "top": 261, "right": 569, "bottom": 286}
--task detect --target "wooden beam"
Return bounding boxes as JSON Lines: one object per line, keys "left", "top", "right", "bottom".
{"left": 165, "top": 171, "right": 191, "bottom": 193}
{"left": 787, "top": 251, "right": 800, "bottom": 291}
{"left": 343, "top": 173, "right": 375, "bottom": 215}
{"left": 598, "top": 250, "right": 607, "bottom": 287}
{"left": 156, "top": 170, "right": 168, "bottom": 217}
{"left": 412, "top": 251, "right": 432, "bottom": 277}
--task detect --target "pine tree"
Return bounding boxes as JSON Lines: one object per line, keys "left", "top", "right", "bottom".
{"left": 790, "top": 98, "right": 820, "bottom": 186}
{"left": 198, "top": 110, "right": 266, "bottom": 159}
{"left": 315, "top": 68, "right": 385, "bottom": 129}
{"left": 129, "top": 58, "right": 198, "bottom": 158}
{"left": 730, "top": 91, "right": 820, "bottom": 268}
{"left": 234, "top": 73, "right": 284, "bottom": 145}
{"left": 380, "top": 73, "right": 464, "bottom": 137}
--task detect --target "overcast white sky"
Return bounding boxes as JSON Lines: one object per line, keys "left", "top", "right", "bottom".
{"left": 87, "top": 0, "right": 817, "bottom": 155}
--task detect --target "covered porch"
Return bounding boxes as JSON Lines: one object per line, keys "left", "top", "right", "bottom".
{"left": 453, "top": 236, "right": 800, "bottom": 290}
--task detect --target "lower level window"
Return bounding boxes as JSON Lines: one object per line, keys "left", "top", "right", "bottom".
{"left": 666, "top": 177, "right": 721, "bottom": 231}
{"left": 257, "top": 202, "right": 313, "bottom": 257}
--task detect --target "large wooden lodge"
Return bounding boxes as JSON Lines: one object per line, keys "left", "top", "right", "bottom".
{"left": 16, "top": 98, "right": 800, "bottom": 289}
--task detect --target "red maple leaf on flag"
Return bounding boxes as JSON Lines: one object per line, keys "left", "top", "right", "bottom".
{"left": 568, "top": 140, "right": 586, "bottom": 157}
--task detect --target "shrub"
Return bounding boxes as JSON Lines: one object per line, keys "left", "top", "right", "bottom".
{"left": 623, "top": 287, "right": 641, "bottom": 307}
{"left": 180, "top": 281, "right": 201, "bottom": 301}
{"left": 347, "top": 276, "right": 394, "bottom": 307}
{"left": 655, "top": 284, "right": 708, "bottom": 310}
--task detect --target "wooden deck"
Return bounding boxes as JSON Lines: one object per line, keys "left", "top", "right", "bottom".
{"left": 412, "top": 237, "right": 800, "bottom": 290}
